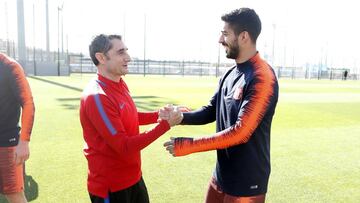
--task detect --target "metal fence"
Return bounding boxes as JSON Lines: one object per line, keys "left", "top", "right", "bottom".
{"left": 68, "top": 54, "right": 231, "bottom": 77}
{"left": 1, "top": 38, "right": 359, "bottom": 80}
{"left": 68, "top": 54, "right": 359, "bottom": 80}
{"left": 274, "top": 66, "right": 358, "bottom": 80}
{"left": 0, "top": 38, "right": 71, "bottom": 76}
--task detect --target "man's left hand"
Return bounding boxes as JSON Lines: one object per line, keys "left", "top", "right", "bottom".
{"left": 164, "top": 137, "right": 176, "bottom": 156}
{"left": 15, "top": 140, "right": 30, "bottom": 165}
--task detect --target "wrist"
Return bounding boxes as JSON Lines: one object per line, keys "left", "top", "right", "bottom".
{"left": 19, "top": 140, "right": 30, "bottom": 145}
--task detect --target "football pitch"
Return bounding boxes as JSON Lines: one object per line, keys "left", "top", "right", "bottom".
{"left": 1, "top": 74, "right": 359, "bottom": 202}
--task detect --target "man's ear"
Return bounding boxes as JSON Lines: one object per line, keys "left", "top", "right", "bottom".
{"left": 238, "top": 31, "right": 250, "bottom": 43}
{"left": 95, "top": 53, "right": 106, "bottom": 65}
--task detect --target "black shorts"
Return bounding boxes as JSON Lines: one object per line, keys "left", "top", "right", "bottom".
{"left": 89, "top": 177, "right": 149, "bottom": 203}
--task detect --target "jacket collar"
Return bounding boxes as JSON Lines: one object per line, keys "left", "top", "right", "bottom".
{"left": 97, "top": 74, "right": 123, "bottom": 89}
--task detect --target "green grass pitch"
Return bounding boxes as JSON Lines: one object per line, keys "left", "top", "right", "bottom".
{"left": 1, "top": 74, "right": 359, "bottom": 202}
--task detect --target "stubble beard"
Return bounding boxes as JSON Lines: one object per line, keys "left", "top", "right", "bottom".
{"left": 226, "top": 43, "right": 240, "bottom": 60}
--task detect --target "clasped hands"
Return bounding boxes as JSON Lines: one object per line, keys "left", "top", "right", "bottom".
{"left": 158, "top": 104, "right": 189, "bottom": 156}
{"left": 158, "top": 104, "right": 184, "bottom": 127}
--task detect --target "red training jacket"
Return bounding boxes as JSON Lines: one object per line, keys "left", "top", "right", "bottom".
{"left": 80, "top": 74, "right": 170, "bottom": 198}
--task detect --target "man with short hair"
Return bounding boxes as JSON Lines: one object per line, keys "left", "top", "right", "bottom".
{"left": 163, "top": 8, "right": 279, "bottom": 203}
{"left": 80, "top": 34, "right": 181, "bottom": 203}
{"left": 0, "top": 53, "right": 35, "bottom": 203}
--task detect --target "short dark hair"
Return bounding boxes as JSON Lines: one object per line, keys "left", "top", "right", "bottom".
{"left": 221, "top": 8, "right": 261, "bottom": 43}
{"left": 89, "top": 34, "right": 122, "bottom": 65}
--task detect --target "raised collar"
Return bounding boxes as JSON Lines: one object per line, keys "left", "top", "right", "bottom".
{"left": 97, "top": 74, "right": 123, "bottom": 89}
{"left": 236, "top": 52, "right": 261, "bottom": 70}
{"left": 249, "top": 52, "right": 261, "bottom": 64}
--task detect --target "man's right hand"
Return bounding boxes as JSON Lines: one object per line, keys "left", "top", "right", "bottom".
{"left": 158, "top": 104, "right": 184, "bottom": 126}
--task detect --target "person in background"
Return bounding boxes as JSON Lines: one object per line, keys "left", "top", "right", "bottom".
{"left": 0, "top": 53, "right": 35, "bottom": 203}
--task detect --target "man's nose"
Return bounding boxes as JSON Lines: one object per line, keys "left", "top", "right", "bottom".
{"left": 218, "top": 35, "right": 224, "bottom": 44}
{"left": 125, "top": 53, "right": 131, "bottom": 62}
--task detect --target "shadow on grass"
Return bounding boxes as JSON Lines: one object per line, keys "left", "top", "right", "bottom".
{"left": 131, "top": 96, "right": 178, "bottom": 111}
{"left": 56, "top": 97, "right": 80, "bottom": 110}
{"left": 29, "top": 76, "right": 82, "bottom": 92}
{"left": 0, "top": 174, "right": 38, "bottom": 202}
{"left": 56, "top": 96, "right": 178, "bottom": 111}
{"left": 30, "top": 76, "right": 177, "bottom": 111}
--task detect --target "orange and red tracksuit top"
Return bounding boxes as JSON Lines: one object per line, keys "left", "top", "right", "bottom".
{"left": 177, "top": 53, "right": 278, "bottom": 196}
{"left": 80, "top": 74, "right": 170, "bottom": 198}
{"left": 0, "top": 53, "right": 35, "bottom": 147}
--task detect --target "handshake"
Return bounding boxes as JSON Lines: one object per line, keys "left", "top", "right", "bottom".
{"left": 158, "top": 104, "right": 189, "bottom": 127}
